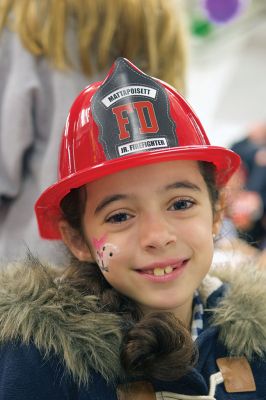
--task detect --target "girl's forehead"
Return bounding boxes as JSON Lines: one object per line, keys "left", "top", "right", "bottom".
{"left": 86, "top": 160, "right": 205, "bottom": 193}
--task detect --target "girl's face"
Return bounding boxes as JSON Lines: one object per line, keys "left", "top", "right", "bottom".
{"left": 67, "top": 160, "right": 221, "bottom": 324}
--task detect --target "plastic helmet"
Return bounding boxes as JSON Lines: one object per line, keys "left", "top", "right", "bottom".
{"left": 35, "top": 57, "right": 240, "bottom": 239}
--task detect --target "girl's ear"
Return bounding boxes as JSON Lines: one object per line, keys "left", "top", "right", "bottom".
{"left": 212, "top": 191, "right": 226, "bottom": 237}
{"left": 58, "top": 220, "right": 93, "bottom": 262}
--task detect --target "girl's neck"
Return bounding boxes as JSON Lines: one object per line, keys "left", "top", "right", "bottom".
{"left": 140, "top": 295, "right": 194, "bottom": 330}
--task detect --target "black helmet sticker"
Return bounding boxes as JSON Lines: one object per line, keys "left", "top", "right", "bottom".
{"left": 92, "top": 58, "right": 178, "bottom": 159}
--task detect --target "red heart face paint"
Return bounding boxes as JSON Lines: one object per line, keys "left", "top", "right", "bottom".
{"left": 92, "top": 235, "right": 118, "bottom": 272}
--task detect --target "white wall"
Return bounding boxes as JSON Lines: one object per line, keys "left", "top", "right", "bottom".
{"left": 186, "top": 5, "right": 266, "bottom": 148}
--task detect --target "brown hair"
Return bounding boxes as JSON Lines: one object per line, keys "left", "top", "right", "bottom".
{"left": 59, "top": 161, "right": 220, "bottom": 380}
{"left": 0, "top": 0, "right": 188, "bottom": 92}
{"left": 199, "top": 161, "right": 220, "bottom": 214}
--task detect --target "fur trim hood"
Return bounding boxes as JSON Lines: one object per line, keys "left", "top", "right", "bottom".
{"left": 207, "top": 262, "right": 266, "bottom": 360}
{"left": 0, "top": 256, "right": 266, "bottom": 385}
{"left": 0, "top": 257, "right": 123, "bottom": 386}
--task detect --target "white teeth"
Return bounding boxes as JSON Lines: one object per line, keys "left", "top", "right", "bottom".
{"left": 165, "top": 266, "right": 173, "bottom": 274}
{"left": 153, "top": 268, "right": 165, "bottom": 276}
{"left": 153, "top": 266, "right": 173, "bottom": 276}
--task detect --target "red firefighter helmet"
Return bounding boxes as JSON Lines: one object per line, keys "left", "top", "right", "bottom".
{"left": 35, "top": 58, "right": 240, "bottom": 239}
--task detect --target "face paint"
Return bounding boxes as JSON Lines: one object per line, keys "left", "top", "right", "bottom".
{"left": 92, "top": 235, "right": 118, "bottom": 272}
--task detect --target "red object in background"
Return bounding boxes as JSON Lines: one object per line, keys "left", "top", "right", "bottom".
{"left": 228, "top": 190, "right": 263, "bottom": 231}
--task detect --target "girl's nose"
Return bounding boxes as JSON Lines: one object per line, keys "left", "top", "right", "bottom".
{"left": 139, "top": 214, "right": 177, "bottom": 250}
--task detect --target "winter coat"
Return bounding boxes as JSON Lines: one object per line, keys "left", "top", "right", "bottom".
{"left": 0, "top": 258, "right": 265, "bottom": 400}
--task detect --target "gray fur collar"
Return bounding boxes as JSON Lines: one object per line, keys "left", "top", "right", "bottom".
{"left": 0, "top": 257, "right": 265, "bottom": 385}
{"left": 0, "top": 257, "right": 123, "bottom": 386}
{"left": 207, "top": 262, "right": 266, "bottom": 360}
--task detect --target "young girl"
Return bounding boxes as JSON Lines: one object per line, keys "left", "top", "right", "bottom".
{"left": 0, "top": 58, "right": 266, "bottom": 399}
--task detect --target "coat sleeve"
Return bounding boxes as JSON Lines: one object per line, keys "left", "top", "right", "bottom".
{"left": 0, "top": 341, "right": 77, "bottom": 400}
{"left": 0, "top": 29, "right": 37, "bottom": 202}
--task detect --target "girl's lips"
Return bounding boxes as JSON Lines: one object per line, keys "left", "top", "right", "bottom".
{"left": 136, "top": 259, "right": 189, "bottom": 282}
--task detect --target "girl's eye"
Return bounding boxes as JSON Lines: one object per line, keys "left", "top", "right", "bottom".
{"left": 106, "top": 212, "right": 131, "bottom": 224}
{"left": 170, "top": 199, "right": 194, "bottom": 211}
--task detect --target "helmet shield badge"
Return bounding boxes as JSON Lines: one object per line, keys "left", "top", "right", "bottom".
{"left": 92, "top": 58, "right": 178, "bottom": 159}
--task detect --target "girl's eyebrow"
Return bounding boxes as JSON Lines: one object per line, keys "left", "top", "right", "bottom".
{"left": 165, "top": 180, "right": 201, "bottom": 192}
{"left": 94, "top": 194, "right": 129, "bottom": 214}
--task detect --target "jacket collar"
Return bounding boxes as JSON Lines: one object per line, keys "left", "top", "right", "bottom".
{"left": 0, "top": 256, "right": 265, "bottom": 385}
{"left": 201, "top": 263, "right": 266, "bottom": 360}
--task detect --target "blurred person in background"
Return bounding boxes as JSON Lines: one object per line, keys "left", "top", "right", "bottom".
{"left": 229, "top": 122, "right": 266, "bottom": 249}
{"left": 0, "top": 0, "right": 187, "bottom": 264}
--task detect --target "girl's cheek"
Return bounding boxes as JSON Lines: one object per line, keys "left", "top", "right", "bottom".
{"left": 92, "top": 235, "right": 119, "bottom": 272}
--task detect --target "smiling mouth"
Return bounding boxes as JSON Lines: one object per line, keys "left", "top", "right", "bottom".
{"left": 136, "top": 260, "right": 188, "bottom": 277}
{"left": 142, "top": 266, "right": 175, "bottom": 276}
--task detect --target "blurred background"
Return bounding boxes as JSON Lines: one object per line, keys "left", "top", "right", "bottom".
{"left": 186, "top": 0, "right": 266, "bottom": 147}
{"left": 185, "top": 0, "right": 266, "bottom": 254}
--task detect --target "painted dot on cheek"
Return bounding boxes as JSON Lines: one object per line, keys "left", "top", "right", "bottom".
{"left": 109, "top": 253, "right": 113, "bottom": 257}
